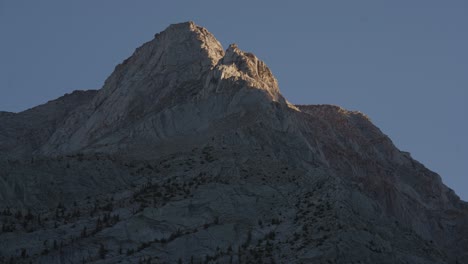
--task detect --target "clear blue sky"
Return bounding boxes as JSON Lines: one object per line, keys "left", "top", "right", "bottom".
{"left": 0, "top": 1, "right": 467, "bottom": 200}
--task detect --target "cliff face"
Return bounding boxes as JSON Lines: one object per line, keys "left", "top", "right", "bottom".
{"left": 0, "top": 22, "right": 466, "bottom": 264}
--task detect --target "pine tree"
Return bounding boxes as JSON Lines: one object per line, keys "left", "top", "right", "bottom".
{"left": 99, "top": 244, "right": 106, "bottom": 259}
{"left": 81, "top": 226, "right": 87, "bottom": 238}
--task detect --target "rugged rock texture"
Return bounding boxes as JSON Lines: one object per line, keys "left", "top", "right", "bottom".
{"left": 0, "top": 22, "right": 467, "bottom": 264}
{"left": 0, "top": 90, "right": 97, "bottom": 159}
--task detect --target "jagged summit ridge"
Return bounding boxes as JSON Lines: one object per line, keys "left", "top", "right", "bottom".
{"left": 218, "top": 43, "right": 280, "bottom": 98}
{"left": 40, "top": 22, "right": 289, "bottom": 155}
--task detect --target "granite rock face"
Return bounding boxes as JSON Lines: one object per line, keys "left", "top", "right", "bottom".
{"left": 0, "top": 22, "right": 467, "bottom": 264}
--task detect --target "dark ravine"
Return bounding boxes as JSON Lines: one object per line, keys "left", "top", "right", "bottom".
{"left": 0, "top": 22, "right": 466, "bottom": 264}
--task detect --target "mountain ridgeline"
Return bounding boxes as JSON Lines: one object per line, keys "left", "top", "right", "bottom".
{"left": 0, "top": 22, "right": 466, "bottom": 264}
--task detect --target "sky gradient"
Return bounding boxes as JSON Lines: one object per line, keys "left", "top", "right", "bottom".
{"left": 0, "top": 1, "right": 467, "bottom": 200}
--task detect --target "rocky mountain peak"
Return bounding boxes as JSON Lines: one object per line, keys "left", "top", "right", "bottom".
{"left": 152, "top": 21, "right": 225, "bottom": 68}
{"left": 1, "top": 22, "right": 467, "bottom": 263}
{"left": 39, "top": 22, "right": 288, "bottom": 155}
{"left": 88, "top": 22, "right": 281, "bottom": 117}
{"left": 39, "top": 22, "right": 227, "bottom": 153}
{"left": 95, "top": 21, "right": 224, "bottom": 100}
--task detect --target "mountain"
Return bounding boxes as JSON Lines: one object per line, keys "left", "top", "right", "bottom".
{"left": 0, "top": 21, "right": 466, "bottom": 264}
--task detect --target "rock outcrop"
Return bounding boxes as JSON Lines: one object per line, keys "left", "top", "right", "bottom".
{"left": 0, "top": 22, "right": 466, "bottom": 264}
